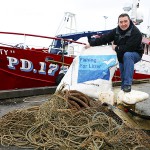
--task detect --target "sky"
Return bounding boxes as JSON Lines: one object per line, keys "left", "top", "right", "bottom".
{"left": 0, "top": 0, "right": 150, "bottom": 38}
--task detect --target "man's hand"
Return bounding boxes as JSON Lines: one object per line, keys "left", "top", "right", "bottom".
{"left": 112, "top": 44, "right": 117, "bottom": 50}
{"left": 84, "top": 43, "right": 91, "bottom": 49}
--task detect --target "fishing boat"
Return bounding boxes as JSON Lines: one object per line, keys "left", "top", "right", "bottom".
{"left": 0, "top": 31, "right": 73, "bottom": 90}
{"left": 0, "top": 30, "right": 111, "bottom": 91}
{"left": 0, "top": 29, "right": 150, "bottom": 91}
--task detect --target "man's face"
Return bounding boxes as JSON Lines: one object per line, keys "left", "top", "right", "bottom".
{"left": 118, "top": 16, "right": 130, "bottom": 30}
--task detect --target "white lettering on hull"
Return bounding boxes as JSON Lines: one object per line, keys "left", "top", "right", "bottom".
{"left": 6, "top": 56, "right": 68, "bottom": 76}
{"left": 20, "top": 59, "right": 33, "bottom": 72}
{"left": 0, "top": 49, "right": 8, "bottom": 55}
{"left": 7, "top": 57, "right": 19, "bottom": 70}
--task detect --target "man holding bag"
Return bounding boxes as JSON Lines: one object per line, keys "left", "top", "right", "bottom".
{"left": 85, "top": 13, "right": 143, "bottom": 92}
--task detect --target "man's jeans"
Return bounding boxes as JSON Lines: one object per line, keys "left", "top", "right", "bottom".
{"left": 119, "top": 52, "right": 141, "bottom": 89}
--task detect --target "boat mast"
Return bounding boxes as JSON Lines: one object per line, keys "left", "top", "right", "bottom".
{"left": 123, "top": 0, "right": 143, "bottom": 25}
{"left": 55, "top": 12, "right": 77, "bottom": 35}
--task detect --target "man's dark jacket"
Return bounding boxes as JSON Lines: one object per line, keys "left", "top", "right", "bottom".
{"left": 88, "top": 21, "right": 144, "bottom": 63}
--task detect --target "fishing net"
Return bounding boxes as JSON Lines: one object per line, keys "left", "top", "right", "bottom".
{"left": 0, "top": 87, "right": 150, "bottom": 150}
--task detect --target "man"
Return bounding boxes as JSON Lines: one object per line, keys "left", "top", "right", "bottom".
{"left": 86, "top": 13, "right": 143, "bottom": 92}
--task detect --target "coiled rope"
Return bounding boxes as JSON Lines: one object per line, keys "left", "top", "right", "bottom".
{"left": 0, "top": 89, "right": 150, "bottom": 149}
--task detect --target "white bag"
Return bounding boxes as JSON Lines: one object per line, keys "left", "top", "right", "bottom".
{"left": 98, "top": 91, "right": 115, "bottom": 105}
{"left": 117, "top": 90, "right": 149, "bottom": 105}
{"left": 57, "top": 46, "right": 118, "bottom": 99}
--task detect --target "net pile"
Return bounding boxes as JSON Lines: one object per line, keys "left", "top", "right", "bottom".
{"left": 0, "top": 88, "right": 150, "bottom": 150}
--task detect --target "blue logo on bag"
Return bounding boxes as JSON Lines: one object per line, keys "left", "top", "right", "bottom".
{"left": 77, "top": 55, "right": 117, "bottom": 83}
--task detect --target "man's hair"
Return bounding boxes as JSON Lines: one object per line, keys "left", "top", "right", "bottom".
{"left": 118, "top": 13, "right": 130, "bottom": 22}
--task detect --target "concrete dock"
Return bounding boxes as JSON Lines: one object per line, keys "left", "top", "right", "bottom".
{"left": 0, "top": 82, "right": 150, "bottom": 150}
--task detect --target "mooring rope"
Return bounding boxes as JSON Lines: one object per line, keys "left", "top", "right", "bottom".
{"left": 0, "top": 89, "right": 150, "bottom": 149}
